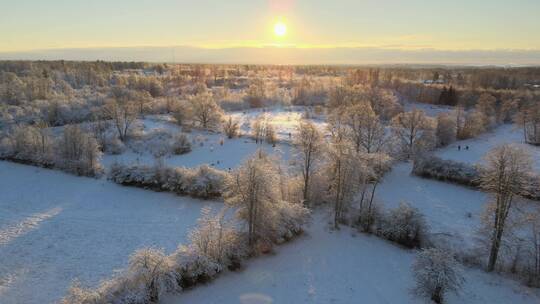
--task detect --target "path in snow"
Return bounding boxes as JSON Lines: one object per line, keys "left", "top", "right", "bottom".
{"left": 0, "top": 161, "right": 220, "bottom": 304}
{"left": 0, "top": 207, "right": 62, "bottom": 246}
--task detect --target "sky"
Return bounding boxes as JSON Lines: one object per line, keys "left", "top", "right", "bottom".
{"left": 0, "top": 0, "right": 539, "bottom": 64}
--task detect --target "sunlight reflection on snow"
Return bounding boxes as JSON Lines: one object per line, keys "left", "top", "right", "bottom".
{"left": 240, "top": 293, "right": 273, "bottom": 304}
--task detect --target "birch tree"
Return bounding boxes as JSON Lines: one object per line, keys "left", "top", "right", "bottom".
{"left": 479, "top": 144, "right": 532, "bottom": 272}
{"left": 293, "top": 121, "right": 324, "bottom": 205}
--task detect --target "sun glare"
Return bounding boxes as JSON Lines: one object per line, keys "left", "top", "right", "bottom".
{"left": 274, "top": 22, "right": 287, "bottom": 37}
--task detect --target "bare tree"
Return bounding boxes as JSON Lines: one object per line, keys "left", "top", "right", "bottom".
{"left": 251, "top": 116, "right": 266, "bottom": 144}
{"left": 475, "top": 93, "right": 497, "bottom": 129}
{"left": 103, "top": 99, "right": 138, "bottom": 142}
{"left": 412, "top": 248, "right": 465, "bottom": 304}
{"left": 479, "top": 144, "right": 532, "bottom": 272}
{"left": 293, "top": 121, "right": 324, "bottom": 206}
{"left": 435, "top": 112, "right": 457, "bottom": 147}
{"left": 222, "top": 116, "right": 240, "bottom": 139}
{"left": 391, "top": 109, "right": 434, "bottom": 159}
{"left": 344, "top": 102, "right": 386, "bottom": 153}
{"left": 516, "top": 101, "right": 540, "bottom": 145}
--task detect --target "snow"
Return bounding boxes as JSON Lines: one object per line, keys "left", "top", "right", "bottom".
{"left": 436, "top": 124, "right": 540, "bottom": 172}
{"left": 376, "top": 162, "right": 486, "bottom": 249}
{"left": 402, "top": 100, "right": 454, "bottom": 117}
{"left": 101, "top": 115, "right": 291, "bottom": 171}
{"left": 102, "top": 135, "right": 290, "bottom": 171}
{"left": 163, "top": 211, "right": 540, "bottom": 304}
{"left": 0, "top": 161, "right": 220, "bottom": 304}
{"left": 228, "top": 106, "right": 327, "bottom": 142}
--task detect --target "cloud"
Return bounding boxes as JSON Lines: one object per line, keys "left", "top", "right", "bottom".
{"left": 1, "top": 46, "right": 539, "bottom": 66}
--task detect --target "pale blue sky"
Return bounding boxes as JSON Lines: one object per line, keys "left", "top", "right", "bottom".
{"left": 0, "top": 0, "right": 539, "bottom": 52}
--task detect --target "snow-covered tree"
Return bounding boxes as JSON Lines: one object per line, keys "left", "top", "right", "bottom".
{"left": 435, "top": 112, "right": 457, "bottom": 147}
{"left": 189, "top": 93, "right": 223, "bottom": 130}
{"left": 126, "top": 248, "right": 178, "bottom": 302}
{"left": 57, "top": 125, "right": 102, "bottom": 176}
{"left": 225, "top": 151, "right": 309, "bottom": 247}
{"left": 327, "top": 111, "right": 359, "bottom": 228}
{"left": 391, "top": 109, "right": 434, "bottom": 159}
{"left": 293, "top": 121, "right": 324, "bottom": 205}
{"left": 189, "top": 207, "right": 245, "bottom": 266}
{"left": 479, "top": 144, "right": 532, "bottom": 272}
{"left": 344, "top": 102, "right": 386, "bottom": 153}
{"left": 412, "top": 248, "right": 465, "bottom": 304}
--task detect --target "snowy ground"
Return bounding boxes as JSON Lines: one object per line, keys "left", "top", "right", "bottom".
{"left": 228, "top": 106, "right": 327, "bottom": 142}
{"left": 375, "top": 123, "right": 540, "bottom": 250}
{"left": 402, "top": 100, "right": 454, "bottom": 117}
{"left": 101, "top": 115, "right": 291, "bottom": 171}
{"left": 163, "top": 211, "right": 540, "bottom": 304}
{"left": 0, "top": 161, "right": 220, "bottom": 304}
{"left": 436, "top": 124, "right": 540, "bottom": 172}
{"left": 376, "top": 162, "right": 486, "bottom": 250}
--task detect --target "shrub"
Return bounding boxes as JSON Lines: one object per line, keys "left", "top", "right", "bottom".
{"left": 170, "top": 245, "right": 222, "bottom": 289}
{"left": 412, "top": 155, "right": 480, "bottom": 187}
{"left": 412, "top": 248, "right": 465, "bottom": 304}
{"left": 172, "top": 133, "right": 192, "bottom": 155}
{"left": 108, "top": 163, "right": 230, "bottom": 199}
{"left": 377, "top": 202, "right": 427, "bottom": 248}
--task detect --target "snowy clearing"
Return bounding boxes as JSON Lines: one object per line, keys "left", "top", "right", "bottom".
{"left": 376, "top": 162, "right": 486, "bottom": 249}
{"left": 402, "top": 100, "right": 454, "bottom": 117}
{"left": 437, "top": 124, "right": 540, "bottom": 172}
{"left": 228, "top": 106, "right": 327, "bottom": 142}
{"left": 100, "top": 115, "right": 291, "bottom": 171}
{"left": 163, "top": 211, "right": 540, "bottom": 304}
{"left": 0, "top": 161, "right": 220, "bottom": 304}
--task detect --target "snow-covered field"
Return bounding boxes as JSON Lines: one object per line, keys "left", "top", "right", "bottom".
{"left": 3, "top": 105, "right": 540, "bottom": 304}
{"left": 101, "top": 115, "right": 291, "bottom": 171}
{"left": 0, "top": 161, "right": 220, "bottom": 304}
{"left": 402, "top": 100, "right": 454, "bottom": 117}
{"left": 437, "top": 124, "right": 540, "bottom": 172}
{"left": 163, "top": 211, "right": 540, "bottom": 304}
{"left": 377, "top": 162, "right": 486, "bottom": 249}
{"left": 228, "top": 106, "right": 327, "bottom": 142}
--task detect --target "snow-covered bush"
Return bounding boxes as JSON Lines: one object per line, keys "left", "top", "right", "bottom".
{"left": 273, "top": 200, "right": 311, "bottom": 242}
{"left": 171, "top": 133, "right": 192, "bottom": 155}
{"left": 0, "top": 124, "right": 53, "bottom": 165}
{"left": 108, "top": 163, "right": 230, "bottom": 199}
{"left": 412, "top": 248, "right": 465, "bottom": 304}
{"left": 413, "top": 155, "right": 540, "bottom": 201}
{"left": 56, "top": 125, "right": 103, "bottom": 177}
{"left": 125, "top": 248, "right": 178, "bottom": 302}
{"left": 225, "top": 151, "right": 311, "bottom": 248}
{"left": 170, "top": 245, "right": 222, "bottom": 289}
{"left": 0, "top": 124, "right": 102, "bottom": 177}
{"left": 173, "top": 165, "right": 229, "bottom": 198}
{"left": 62, "top": 251, "right": 173, "bottom": 304}
{"left": 222, "top": 116, "right": 240, "bottom": 138}
{"left": 189, "top": 207, "right": 247, "bottom": 268}
{"left": 412, "top": 155, "right": 480, "bottom": 187}
{"left": 377, "top": 202, "right": 428, "bottom": 248}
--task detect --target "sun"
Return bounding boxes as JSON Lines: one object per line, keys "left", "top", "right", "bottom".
{"left": 274, "top": 22, "right": 287, "bottom": 37}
